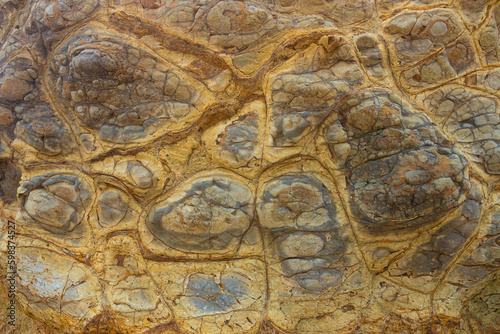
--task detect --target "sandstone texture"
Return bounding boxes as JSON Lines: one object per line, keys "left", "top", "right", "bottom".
{"left": 0, "top": 0, "right": 500, "bottom": 333}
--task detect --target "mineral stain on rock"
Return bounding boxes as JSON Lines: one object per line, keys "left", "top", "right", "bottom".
{"left": 0, "top": 0, "right": 500, "bottom": 333}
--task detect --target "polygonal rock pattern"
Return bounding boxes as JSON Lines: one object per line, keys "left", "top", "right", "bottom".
{"left": 0, "top": 1, "right": 500, "bottom": 334}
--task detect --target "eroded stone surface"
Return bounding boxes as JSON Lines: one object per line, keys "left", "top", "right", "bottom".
{"left": 1, "top": 1, "right": 500, "bottom": 334}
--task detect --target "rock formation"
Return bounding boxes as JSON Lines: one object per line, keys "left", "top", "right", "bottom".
{"left": 0, "top": 0, "right": 499, "bottom": 333}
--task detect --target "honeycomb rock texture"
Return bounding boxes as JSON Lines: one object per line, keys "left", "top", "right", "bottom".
{"left": 1, "top": 1, "right": 500, "bottom": 333}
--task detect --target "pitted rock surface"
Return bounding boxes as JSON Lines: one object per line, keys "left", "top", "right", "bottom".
{"left": 0, "top": 1, "right": 500, "bottom": 333}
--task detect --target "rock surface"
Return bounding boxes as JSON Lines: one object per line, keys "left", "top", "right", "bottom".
{"left": 0, "top": 0, "right": 499, "bottom": 333}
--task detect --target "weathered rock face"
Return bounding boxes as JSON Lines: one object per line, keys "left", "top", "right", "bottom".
{"left": 0, "top": 1, "right": 499, "bottom": 333}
